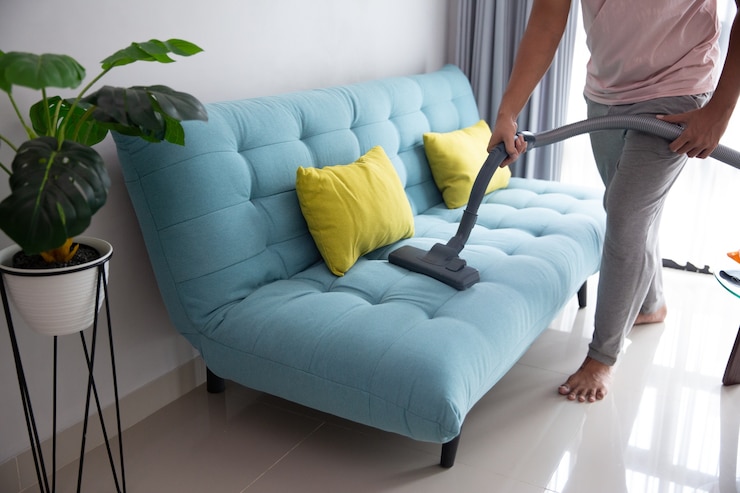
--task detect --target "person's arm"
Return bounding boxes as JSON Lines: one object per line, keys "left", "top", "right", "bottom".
{"left": 488, "top": 0, "right": 572, "bottom": 166}
{"left": 658, "top": 0, "right": 740, "bottom": 158}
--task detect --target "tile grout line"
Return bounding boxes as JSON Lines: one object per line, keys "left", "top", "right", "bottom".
{"left": 240, "top": 421, "right": 326, "bottom": 492}
{"left": 13, "top": 458, "right": 21, "bottom": 493}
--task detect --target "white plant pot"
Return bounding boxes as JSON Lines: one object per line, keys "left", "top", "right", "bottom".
{"left": 0, "top": 236, "right": 113, "bottom": 336}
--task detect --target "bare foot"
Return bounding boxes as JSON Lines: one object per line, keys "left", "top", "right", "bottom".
{"left": 634, "top": 304, "right": 667, "bottom": 325}
{"left": 558, "top": 356, "right": 612, "bottom": 403}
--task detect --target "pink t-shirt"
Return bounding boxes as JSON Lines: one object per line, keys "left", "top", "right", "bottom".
{"left": 581, "top": 0, "right": 721, "bottom": 104}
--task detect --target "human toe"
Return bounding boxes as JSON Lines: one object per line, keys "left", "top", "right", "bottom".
{"left": 577, "top": 391, "right": 591, "bottom": 403}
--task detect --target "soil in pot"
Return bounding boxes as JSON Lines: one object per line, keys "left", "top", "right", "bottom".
{"left": 11, "top": 244, "right": 101, "bottom": 269}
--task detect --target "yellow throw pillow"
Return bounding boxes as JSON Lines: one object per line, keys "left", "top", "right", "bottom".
{"left": 296, "top": 146, "right": 415, "bottom": 276}
{"left": 424, "top": 120, "right": 511, "bottom": 209}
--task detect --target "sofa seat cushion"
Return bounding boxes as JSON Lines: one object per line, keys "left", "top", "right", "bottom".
{"left": 200, "top": 177, "right": 605, "bottom": 443}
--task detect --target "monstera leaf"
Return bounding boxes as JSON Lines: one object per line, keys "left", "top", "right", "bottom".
{"left": 0, "top": 52, "right": 85, "bottom": 93}
{"left": 0, "top": 137, "right": 110, "bottom": 254}
{"left": 81, "top": 85, "right": 208, "bottom": 145}
{"left": 29, "top": 96, "right": 109, "bottom": 146}
{"left": 100, "top": 39, "right": 203, "bottom": 69}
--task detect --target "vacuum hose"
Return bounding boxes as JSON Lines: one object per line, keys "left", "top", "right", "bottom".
{"left": 390, "top": 114, "right": 740, "bottom": 290}
{"left": 448, "top": 114, "right": 740, "bottom": 253}
{"left": 527, "top": 115, "right": 740, "bottom": 165}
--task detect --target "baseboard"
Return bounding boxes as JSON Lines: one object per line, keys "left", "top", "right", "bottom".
{"left": 0, "top": 356, "right": 206, "bottom": 493}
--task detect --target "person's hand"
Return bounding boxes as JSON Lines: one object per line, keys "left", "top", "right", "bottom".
{"left": 488, "top": 117, "right": 527, "bottom": 167}
{"left": 657, "top": 104, "right": 731, "bottom": 159}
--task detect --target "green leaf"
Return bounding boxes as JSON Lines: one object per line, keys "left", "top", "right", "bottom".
{"left": 81, "top": 85, "right": 207, "bottom": 144}
{"left": 162, "top": 39, "right": 204, "bottom": 57}
{"left": 100, "top": 38, "right": 204, "bottom": 70}
{"left": 0, "top": 137, "right": 110, "bottom": 254}
{"left": 29, "top": 96, "right": 109, "bottom": 145}
{"left": 145, "top": 85, "right": 208, "bottom": 121}
{"left": 160, "top": 114, "right": 186, "bottom": 146}
{"left": 0, "top": 50, "right": 7, "bottom": 93}
{"left": 0, "top": 52, "right": 85, "bottom": 93}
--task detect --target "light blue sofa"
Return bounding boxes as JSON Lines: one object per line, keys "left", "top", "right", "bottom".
{"left": 113, "top": 65, "right": 605, "bottom": 467}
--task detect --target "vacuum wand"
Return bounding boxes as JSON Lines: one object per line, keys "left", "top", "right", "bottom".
{"left": 387, "top": 144, "right": 513, "bottom": 290}
{"left": 389, "top": 115, "right": 740, "bottom": 290}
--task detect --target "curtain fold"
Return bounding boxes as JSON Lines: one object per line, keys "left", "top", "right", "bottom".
{"left": 449, "top": 0, "right": 579, "bottom": 180}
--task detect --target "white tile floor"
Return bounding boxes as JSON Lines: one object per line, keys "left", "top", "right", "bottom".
{"left": 27, "top": 268, "right": 740, "bottom": 492}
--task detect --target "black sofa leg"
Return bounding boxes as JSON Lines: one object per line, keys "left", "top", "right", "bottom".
{"left": 577, "top": 281, "right": 588, "bottom": 309}
{"left": 440, "top": 432, "right": 461, "bottom": 468}
{"left": 206, "top": 367, "right": 226, "bottom": 394}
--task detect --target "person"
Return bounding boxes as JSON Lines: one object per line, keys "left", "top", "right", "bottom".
{"left": 489, "top": 0, "right": 740, "bottom": 403}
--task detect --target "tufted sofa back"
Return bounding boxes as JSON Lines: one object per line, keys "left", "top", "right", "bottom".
{"left": 114, "top": 65, "right": 481, "bottom": 335}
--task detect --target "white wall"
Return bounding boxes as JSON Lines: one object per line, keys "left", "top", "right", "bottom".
{"left": 0, "top": 0, "right": 450, "bottom": 463}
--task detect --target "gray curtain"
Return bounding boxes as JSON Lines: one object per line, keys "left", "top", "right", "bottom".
{"left": 448, "top": 0, "right": 580, "bottom": 180}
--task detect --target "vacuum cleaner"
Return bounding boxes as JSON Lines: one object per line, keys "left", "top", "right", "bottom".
{"left": 389, "top": 115, "right": 740, "bottom": 290}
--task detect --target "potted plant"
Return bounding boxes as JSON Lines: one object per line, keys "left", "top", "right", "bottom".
{"left": 0, "top": 38, "right": 208, "bottom": 335}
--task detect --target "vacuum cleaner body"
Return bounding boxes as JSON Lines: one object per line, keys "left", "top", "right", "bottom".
{"left": 389, "top": 116, "right": 740, "bottom": 290}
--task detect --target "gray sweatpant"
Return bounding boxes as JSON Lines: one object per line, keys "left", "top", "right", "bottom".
{"left": 585, "top": 93, "right": 709, "bottom": 366}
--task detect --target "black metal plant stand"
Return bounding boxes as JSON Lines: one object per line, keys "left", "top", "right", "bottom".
{"left": 0, "top": 261, "right": 126, "bottom": 493}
